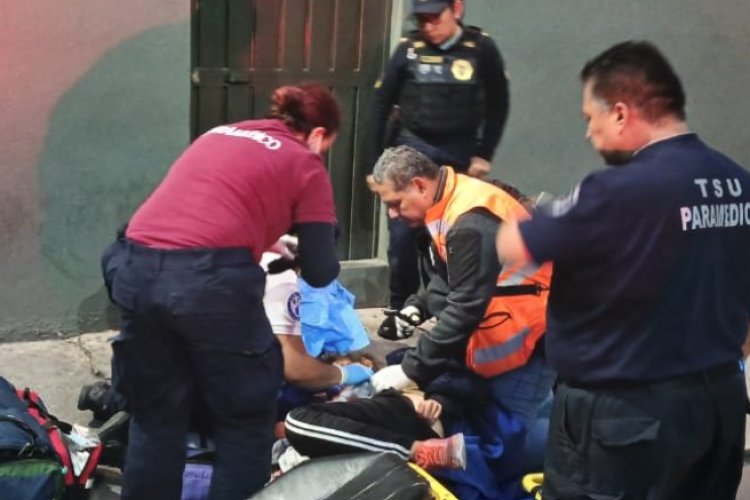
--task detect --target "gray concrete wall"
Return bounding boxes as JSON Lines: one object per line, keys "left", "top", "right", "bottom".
{"left": 457, "top": 0, "right": 750, "bottom": 194}
{"left": 2, "top": 0, "right": 749, "bottom": 339}
{"left": 0, "top": 1, "right": 190, "bottom": 340}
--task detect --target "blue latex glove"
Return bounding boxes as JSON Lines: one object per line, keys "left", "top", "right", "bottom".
{"left": 337, "top": 363, "right": 374, "bottom": 385}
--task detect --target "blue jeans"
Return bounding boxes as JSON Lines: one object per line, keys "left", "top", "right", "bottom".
{"left": 488, "top": 348, "right": 556, "bottom": 428}
{"left": 103, "top": 239, "right": 283, "bottom": 500}
{"left": 489, "top": 348, "right": 556, "bottom": 474}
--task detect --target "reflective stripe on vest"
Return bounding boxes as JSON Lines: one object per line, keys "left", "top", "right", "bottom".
{"left": 472, "top": 326, "right": 531, "bottom": 366}
{"left": 498, "top": 263, "right": 543, "bottom": 287}
{"left": 424, "top": 167, "right": 552, "bottom": 377}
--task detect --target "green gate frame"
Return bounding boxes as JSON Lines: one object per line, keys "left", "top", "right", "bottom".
{"left": 190, "top": 0, "right": 394, "bottom": 261}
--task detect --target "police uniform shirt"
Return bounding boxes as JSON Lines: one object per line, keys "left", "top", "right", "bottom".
{"left": 369, "top": 26, "right": 509, "bottom": 166}
{"left": 519, "top": 134, "right": 750, "bottom": 384}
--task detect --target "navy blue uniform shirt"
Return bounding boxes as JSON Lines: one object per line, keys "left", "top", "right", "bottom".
{"left": 520, "top": 134, "right": 750, "bottom": 383}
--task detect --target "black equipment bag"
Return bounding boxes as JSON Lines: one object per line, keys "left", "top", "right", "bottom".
{"left": 250, "top": 452, "right": 432, "bottom": 500}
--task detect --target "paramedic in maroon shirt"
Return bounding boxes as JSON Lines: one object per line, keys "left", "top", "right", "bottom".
{"left": 101, "top": 83, "right": 341, "bottom": 500}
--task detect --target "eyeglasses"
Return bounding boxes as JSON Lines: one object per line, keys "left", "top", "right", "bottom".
{"left": 414, "top": 9, "right": 446, "bottom": 26}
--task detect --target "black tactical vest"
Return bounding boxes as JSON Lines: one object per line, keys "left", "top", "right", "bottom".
{"left": 398, "top": 27, "right": 485, "bottom": 136}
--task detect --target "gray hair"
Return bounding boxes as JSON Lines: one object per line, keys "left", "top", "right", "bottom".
{"left": 371, "top": 145, "right": 440, "bottom": 191}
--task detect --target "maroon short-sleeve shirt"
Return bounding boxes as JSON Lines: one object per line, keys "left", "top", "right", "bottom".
{"left": 127, "top": 119, "right": 335, "bottom": 261}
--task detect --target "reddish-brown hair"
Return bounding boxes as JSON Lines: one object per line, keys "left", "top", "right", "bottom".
{"left": 267, "top": 83, "right": 341, "bottom": 138}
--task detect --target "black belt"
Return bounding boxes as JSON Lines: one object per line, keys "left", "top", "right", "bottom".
{"left": 563, "top": 361, "right": 741, "bottom": 392}
{"left": 121, "top": 239, "right": 256, "bottom": 270}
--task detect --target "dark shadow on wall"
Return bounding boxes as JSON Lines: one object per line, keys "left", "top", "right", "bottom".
{"left": 37, "top": 21, "right": 190, "bottom": 334}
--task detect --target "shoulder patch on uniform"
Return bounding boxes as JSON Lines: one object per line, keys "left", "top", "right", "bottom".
{"left": 400, "top": 36, "right": 408, "bottom": 42}
{"left": 546, "top": 185, "right": 581, "bottom": 217}
{"left": 462, "top": 40, "right": 476, "bottom": 48}
{"left": 287, "top": 291, "right": 301, "bottom": 321}
{"left": 413, "top": 40, "right": 426, "bottom": 49}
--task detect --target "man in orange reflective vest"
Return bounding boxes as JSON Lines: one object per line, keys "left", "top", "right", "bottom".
{"left": 367, "top": 145, "right": 555, "bottom": 435}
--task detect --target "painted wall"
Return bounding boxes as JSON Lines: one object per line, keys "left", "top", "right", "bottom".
{"left": 0, "top": 1, "right": 190, "bottom": 340}
{"left": 1, "top": 0, "right": 748, "bottom": 339}
{"left": 455, "top": 0, "right": 750, "bottom": 194}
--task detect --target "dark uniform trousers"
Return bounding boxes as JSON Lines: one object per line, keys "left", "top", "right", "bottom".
{"left": 543, "top": 362, "right": 747, "bottom": 500}
{"left": 102, "top": 239, "right": 283, "bottom": 500}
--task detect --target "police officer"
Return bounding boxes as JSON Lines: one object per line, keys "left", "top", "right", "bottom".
{"left": 371, "top": 0, "right": 510, "bottom": 339}
{"left": 498, "top": 41, "right": 750, "bottom": 499}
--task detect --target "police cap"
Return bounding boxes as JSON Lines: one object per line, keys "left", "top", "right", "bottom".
{"left": 411, "top": 0, "right": 453, "bottom": 15}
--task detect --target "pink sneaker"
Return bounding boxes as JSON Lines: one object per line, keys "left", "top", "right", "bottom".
{"left": 412, "top": 433, "right": 466, "bottom": 470}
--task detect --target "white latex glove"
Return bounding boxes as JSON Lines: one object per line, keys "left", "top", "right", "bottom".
{"left": 371, "top": 364, "right": 417, "bottom": 392}
{"left": 467, "top": 156, "right": 491, "bottom": 179}
{"left": 269, "top": 234, "right": 299, "bottom": 260}
{"left": 395, "top": 305, "right": 423, "bottom": 339}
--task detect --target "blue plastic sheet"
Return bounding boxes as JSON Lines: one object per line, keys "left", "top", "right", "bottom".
{"left": 298, "top": 278, "right": 370, "bottom": 357}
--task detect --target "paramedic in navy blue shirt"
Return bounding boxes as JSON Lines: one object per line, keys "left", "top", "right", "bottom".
{"left": 497, "top": 41, "right": 750, "bottom": 500}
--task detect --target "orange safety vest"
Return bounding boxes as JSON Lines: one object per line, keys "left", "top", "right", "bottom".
{"left": 424, "top": 167, "right": 552, "bottom": 377}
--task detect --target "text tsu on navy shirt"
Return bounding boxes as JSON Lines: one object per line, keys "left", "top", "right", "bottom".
{"left": 520, "top": 134, "right": 750, "bottom": 383}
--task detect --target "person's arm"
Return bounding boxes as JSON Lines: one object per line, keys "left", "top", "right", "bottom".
{"left": 264, "top": 274, "right": 339, "bottom": 388}
{"left": 296, "top": 222, "right": 339, "bottom": 287}
{"left": 402, "top": 210, "right": 502, "bottom": 385}
{"left": 475, "top": 35, "right": 509, "bottom": 162}
{"left": 426, "top": 394, "right": 463, "bottom": 427}
{"left": 403, "top": 238, "right": 439, "bottom": 317}
{"left": 403, "top": 269, "right": 431, "bottom": 320}
{"left": 742, "top": 323, "right": 750, "bottom": 359}
{"left": 496, "top": 218, "right": 533, "bottom": 267}
{"left": 276, "top": 334, "right": 343, "bottom": 389}
{"left": 500, "top": 174, "right": 615, "bottom": 268}
{"left": 369, "top": 42, "right": 409, "bottom": 166}
{"left": 293, "top": 161, "right": 340, "bottom": 287}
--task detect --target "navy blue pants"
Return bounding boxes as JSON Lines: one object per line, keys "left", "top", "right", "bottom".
{"left": 544, "top": 363, "right": 747, "bottom": 500}
{"left": 386, "top": 218, "right": 422, "bottom": 309}
{"left": 102, "top": 239, "right": 283, "bottom": 500}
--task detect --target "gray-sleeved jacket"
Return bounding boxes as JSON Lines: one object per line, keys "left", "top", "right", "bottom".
{"left": 402, "top": 209, "right": 502, "bottom": 385}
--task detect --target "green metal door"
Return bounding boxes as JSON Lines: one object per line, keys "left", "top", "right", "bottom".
{"left": 191, "top": 0, "right": 393, "bottom": 260}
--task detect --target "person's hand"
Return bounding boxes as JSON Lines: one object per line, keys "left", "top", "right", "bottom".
{"left": 266, "top": 256, "right": 299, "bottom": 274}
{"left": 394, "top": 305, "right": 423, "bottom": 339}
{"left": 269, "top": 234, "right": 299, "bottom": 260}
{"left": 467, "top": 157, "right": 492, "bottom": 179}
{"left": 337, "top": 363, "right": 374, "bottom": 385}
{"left": 371, "top": 364, "right": 416, "bottom": 392}
{"left": 415, "top": 399, "right": 443, "bottom": 424}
